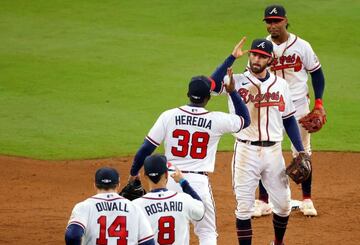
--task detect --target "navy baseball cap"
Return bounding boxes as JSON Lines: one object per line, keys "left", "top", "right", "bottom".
{"left": 264, "top": 5, "right": 286, "bottom": 20}
{"left": 188, "top": 76, "right": 215, "bottom": 102}
{"left": 144, "top": 154, "right": 168, "bottom": 177}
{"left": 249, "top": 39, "right": 273, "bottom": 57}
{"left": 95, "top": 167, "right": 119, "bottom": 186}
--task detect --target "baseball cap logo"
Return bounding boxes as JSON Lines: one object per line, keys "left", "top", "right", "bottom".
{"left": 257, "top": 42, "right": 266, "bottom": 49}
{"left": 269, "top": 7, "right": 278, "bottom": 14}
{"left": 101, "top": 179, "right": 112, "bottom": 183}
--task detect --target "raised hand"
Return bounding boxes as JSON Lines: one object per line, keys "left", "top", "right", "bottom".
{"left": 232, "top": 37, "right": 248, "bottom": 59}
{"left": 224, "top": 67, "right": 235, "bottom": 93}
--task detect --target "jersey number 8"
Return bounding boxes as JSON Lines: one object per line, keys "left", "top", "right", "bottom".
{"left": 171, "top": 129, "right": 209, "bottom": 159}
{"left": 158, "top": 216, "right": 175, "bottom": 244}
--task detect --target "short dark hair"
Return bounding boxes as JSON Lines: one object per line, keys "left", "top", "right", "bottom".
{"left": 95, "top": 183, "right": 118, "bottom": 190}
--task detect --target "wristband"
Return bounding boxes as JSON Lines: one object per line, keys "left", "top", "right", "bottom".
{"left": 314, "top": 98, "right": 323, "bottom": 109}
{"left": 179, "top": 178, "right": 186, "bottom": 185}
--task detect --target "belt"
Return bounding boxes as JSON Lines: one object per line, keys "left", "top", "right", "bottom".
{"left": 238, "top": 139, "right": 276, "bottom": 147}
{"left": 168, "top": 169, "right": 208, "bottom": 176}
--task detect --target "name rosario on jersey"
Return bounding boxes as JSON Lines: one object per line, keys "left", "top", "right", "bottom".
{"left": 144, "top": 201, "right": 183, "bottom": 216}
{"left": 238, "top": 88, "right": 285, "bottom": 112}
{"left": 175, "top": 115, "right": 212, "bottom": 130}
{"left": 95, "top": 201, "right": 129, "bottom": 213}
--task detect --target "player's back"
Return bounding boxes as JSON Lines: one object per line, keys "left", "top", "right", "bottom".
{"left": 146, "top": 105, "right": 243, "bottom": 172}
{"left": 68, "top": 193, "right": 153, "bottom": 245}
{"left": 133, "top": 190, "right": 204, "bottom": 245}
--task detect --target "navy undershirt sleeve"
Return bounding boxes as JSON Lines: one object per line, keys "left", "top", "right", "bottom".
{"left": 139, "top": 238, "right": 156, "bottom": 245}
{"left": 65, "top": 224, "right": 84, "bottom": 245}
{"left": 310, "top": 67, "right": 325, "bottom": 99}
{"left": 180, "top": 179, "right": 202, "bottom": 201}
{"left": 229, "top": 90, "right": 250, "bottom": 128}
{"left": 130, "top": 139, "right": 157, "bottom": 176}
{"left": 283, "top": 116, "right": 304, "bottom": 152}
{"left": 210, "top": 55, "right": 236, "bottom": 93}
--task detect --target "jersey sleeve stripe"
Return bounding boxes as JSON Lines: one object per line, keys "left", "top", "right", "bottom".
{"left": 145, "top": 136, "right": 160, "bottom": 147}
{"left": 138, "top": 234, "right": 154, "bottom": 243}
{"left": 235, "top": 116, "right": 244, "bottom": 133}
{"left": 307, "top": 63, "right": 321, "bottom": 73}
{"left": 282, "top": 110, "right": 296, "bottom": 119}
{"left": 194, "top": 203, "right": 206, "bottom": 222}
{"left": 67, "top": 221, "right": 86, "bottom": 230}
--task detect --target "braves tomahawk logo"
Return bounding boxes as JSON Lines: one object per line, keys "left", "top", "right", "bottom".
{"left": 269, "top": 8, "right": 278, "bottom": 14}
{"left": 257, "top": 42, "right": 266, "bottom": 49}
{"left": 238, "top": 88, "right": 285, "bottom": 112}
{"left": 271, "top": 54, "right": 303, "bottom": 72}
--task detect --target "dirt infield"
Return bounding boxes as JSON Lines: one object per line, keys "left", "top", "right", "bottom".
{"left": 0, "top": 151, "right": 359, "bottom": 245}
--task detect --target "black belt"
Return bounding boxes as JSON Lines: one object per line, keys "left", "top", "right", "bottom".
{"left": 168, "top": 169, "right": 208, "bottom": 176}
{"left": 238, "top": 139, "right": 276, "bottom": 147}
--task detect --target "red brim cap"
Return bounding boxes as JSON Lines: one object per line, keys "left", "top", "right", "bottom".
{"left": 208, "top": 77, "right": 216, "bottom": 91}
{"left": 263, "top": 16, "right": 285, "bottom": 21}
{"left": 249, "top": 49, "right": 272, "bottom": 57}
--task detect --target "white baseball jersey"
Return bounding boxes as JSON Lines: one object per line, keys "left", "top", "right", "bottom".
{"left": 222, "top": 71, "right": 295, "bottom": 142}
{"left": 145, "top": 105, "right": 244, "bottom": 172}
{"left": 67, "top": 193, "right": 154, "bottom": 245}
{"left": 133, "top": 190, "right": 205, "bottom": 245}
{"left": 267, "top": 33, "right": 321, "bottom": 101}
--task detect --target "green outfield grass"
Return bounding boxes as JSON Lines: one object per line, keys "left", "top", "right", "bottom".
{"left": 0, "top": 0, "right": 359, "bottom": 159}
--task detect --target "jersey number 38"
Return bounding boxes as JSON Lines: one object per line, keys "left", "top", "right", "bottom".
{"left": 171, "top": 129, "right": 209, "bottom": 159}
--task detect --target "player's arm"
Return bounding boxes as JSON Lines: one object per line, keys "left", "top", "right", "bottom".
{"left": 310, "top": 67, "right": 325, "bottom": 109}
{"left": 283, "top": 115, "right": 305, "bottom": 152}
{"left": 136, "top": 205, "right": 155, "bottom": 245}
{"left": 210, "top": 37, "right": 248, "bottom": 93}
{"left": 171, "top": 167, "right": 202, "bottom": 201}
{"left": 129, "top": 112, "right": 167, "bottom": 181}
{"left": 139, "top": 238, "right": 155, "bottom": 245}
{"left": 65, "top": 224, "right": 84, "bottom": 245}
{"left": 129, "top": 139, "right": 157, "bottom": 180}
{"left": 226, "top": 67, "right": 250, "bottom": 128}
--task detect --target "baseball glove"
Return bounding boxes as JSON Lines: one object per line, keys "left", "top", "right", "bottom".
{"left": 120, "top": 179, "right": 146, "bottom": 200}
{"left": 286, "top": 152, "right": 312, "bottom": 184}
{"left": 299, "top": 106, "right": 326, "bottom": 133}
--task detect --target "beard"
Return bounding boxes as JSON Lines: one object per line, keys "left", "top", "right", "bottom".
{"left": 249, "top": 62, "right": 267, "bottom": 74}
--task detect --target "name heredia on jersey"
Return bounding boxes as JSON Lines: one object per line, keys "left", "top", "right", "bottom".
{"left": 175, "top": 115, "right": 212, "bottom": 130}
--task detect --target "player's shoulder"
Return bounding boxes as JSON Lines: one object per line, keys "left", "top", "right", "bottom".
{"left": 139, "top": 189, "right": 178, "bottom": 200}
{"left": 271, "top": 73, "right": 288, "bottom": 86}
{"left": 289, "top": 33, "right": 313, "bottom": 49}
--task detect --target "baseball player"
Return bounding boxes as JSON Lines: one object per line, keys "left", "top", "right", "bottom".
{"left": 254, "top": 4, "right": 327, "bottom": 217}
{"left": 128, "top": 70, "right": 250, "bottom": 245}
{"left": 133, "top": 154, "right": 205, "bottom": 245}
{"left": 211, "top": 38, "right": 308, "bottom": 245}
{"left": 65, "top": 167, "right": 155, "bottom": 245}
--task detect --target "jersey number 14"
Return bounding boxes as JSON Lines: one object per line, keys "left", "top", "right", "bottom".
{"left": 97, "top": 216, "right": 128, "bottom": 245}
{"left": 171, "top": 129, "right": 209, "bottom": 159}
